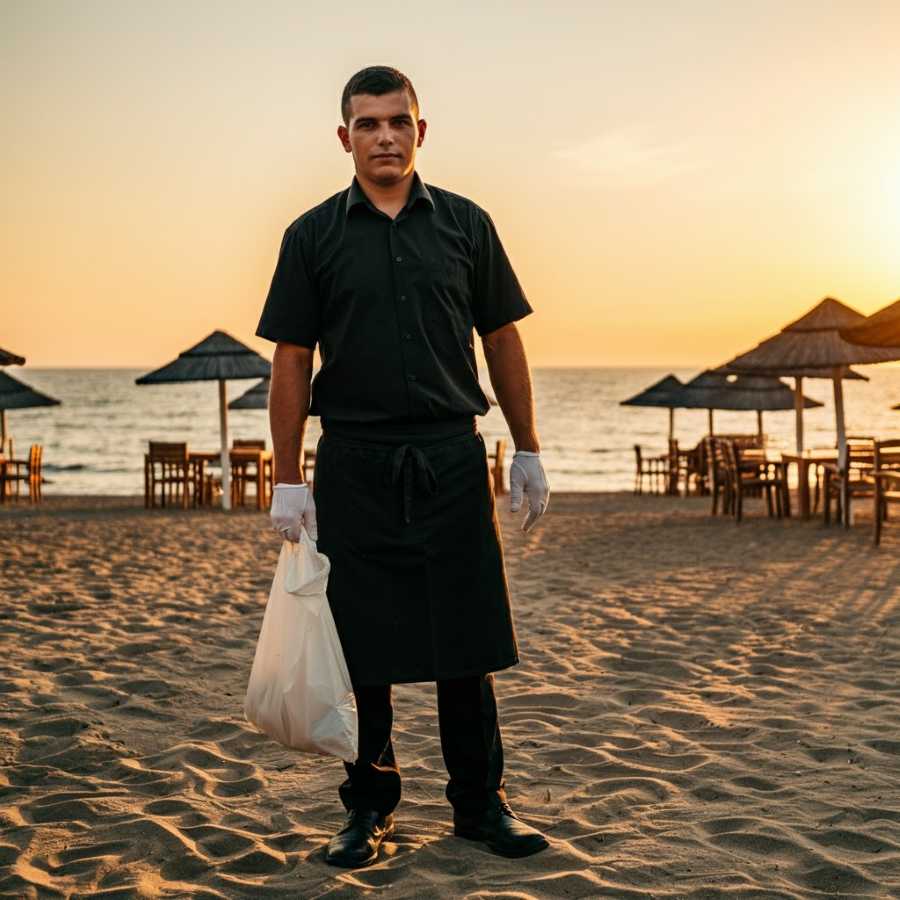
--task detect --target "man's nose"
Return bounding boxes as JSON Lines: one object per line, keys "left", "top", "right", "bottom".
{"left": 376, "top": 125, "right": 394, "bottom": 145}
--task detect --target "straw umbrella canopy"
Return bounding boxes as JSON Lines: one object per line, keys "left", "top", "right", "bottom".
{"left": 0, "top": 348, "right": 25, "bottom": 366}
{"left": 229, "top": 377, "right": 269, "bottom": 410}
{"left": 0, "top": 370, "right": 61, "bottom": 451}
{"left": 678, "top": 370, "right": 823, "bottom": 438}
{"left": 620, "top": 374, "right": 685, "bottom": 441}
{"left": 136, "top": 331, "right": 271, "bottom": 510}
{"left": 720, "top": 297, "right": 900, "bottom": 469}
{"left": 839, "top": 298, "right": 900, "bottom": 347}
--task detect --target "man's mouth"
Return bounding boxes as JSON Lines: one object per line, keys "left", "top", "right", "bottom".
{"left": 372, "top": 153, "right": 401, "bottom": 160}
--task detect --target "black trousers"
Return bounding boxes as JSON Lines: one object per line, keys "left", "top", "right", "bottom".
{"left": 339, "top": 673, "right": 506, "bottom": 818}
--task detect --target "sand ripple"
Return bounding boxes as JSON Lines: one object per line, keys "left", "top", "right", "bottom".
{"left": 2, "top": 493, "right": 900, "bottom": 897}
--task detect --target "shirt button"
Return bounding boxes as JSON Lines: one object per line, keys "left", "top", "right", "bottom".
{"left": 403, "top": 333, "right": 412, "bottom": 340}
{"left": 399, "top": 295, "right": 407, "bottom": 302}
{"left": 395, "top": 256, "right": 402, "bottom": 263}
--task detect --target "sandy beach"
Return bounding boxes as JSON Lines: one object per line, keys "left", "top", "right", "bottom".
{"left": 2, "top": 492, "right": 899, "bottom": 898}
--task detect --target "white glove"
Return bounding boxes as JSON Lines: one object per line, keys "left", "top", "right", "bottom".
{"left": 270, "top": 483, "right": 317, "bottom": 542}
{"left": 509, "top": 451, "right": 549, "bottom": 532}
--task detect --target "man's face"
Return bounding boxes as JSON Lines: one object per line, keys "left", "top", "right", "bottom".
{"left": 337, "top": 89, "right": 426, "bottom": 186}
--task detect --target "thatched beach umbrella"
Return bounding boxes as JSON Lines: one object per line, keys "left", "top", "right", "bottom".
{"left": 0, "top": 348, "right": 26, "bottom": 367}
{"left": 839, "top": 298, "right": 900, "bottom": 347}
{"left": 0, "top": 370, "right": 61, "bottom": 451}
{"left": 679, "top": 370, "right": 823, "bottom": 438}
{"left": 721, "top": 297, "right": 900, "bottom": 467}
{"left": 229, "top": 378, "right": 269, "bottom": 411}
{"left": 136, "top": 331, "right": 271, "bottom": 510}
{"left": 620, "top": 374, "right": 685, "bottom": 440}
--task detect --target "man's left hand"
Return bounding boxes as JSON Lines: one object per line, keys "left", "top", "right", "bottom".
{"left": 509, "top": 451, "right": 550, "bottom": 532}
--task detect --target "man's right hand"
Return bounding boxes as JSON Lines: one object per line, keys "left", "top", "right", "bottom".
{"left": 270, "top": 483, "right": 318, "bottom": 542}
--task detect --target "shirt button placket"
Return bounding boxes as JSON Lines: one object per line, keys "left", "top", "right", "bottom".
{"left": 392, "top": 227, "right": 416, "bottom": 415}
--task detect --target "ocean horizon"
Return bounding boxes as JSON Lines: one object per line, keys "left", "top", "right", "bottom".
{"left": 8, "top": 366, "right": 900, "bottom": 496}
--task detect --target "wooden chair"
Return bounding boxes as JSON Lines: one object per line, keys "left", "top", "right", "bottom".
{"left": 667, "top": 439, "right": 688, "bottom": 496}
{"left": 301, "top": 448, "right": 316, "bottom": 485}
{"left": 871, "top": 439, "right": 900, "bottom": 545}
{"left": 488, "top": 439, "right": 507, "bottom": 495}
{"left": 633, "top": 444, "right": 668, "bottom": 495}
{"left": 822, "top": 437, "right": 875, "bottom": 527}
{"left": 145, "top": 441, "right": 193, "bottom": 509}
{"left": 230, "top": 439, "right": 269, "bottom": 508}
{"left": 6, "top": 444, "right": 44, "bottom": 503}
{"left": 721, "top": 439, "right": 789, "bottom": 523}
{"left": 705, "top": 437, "right": 732, "bottom": 515}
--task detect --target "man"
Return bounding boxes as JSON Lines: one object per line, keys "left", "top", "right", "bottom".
{"left": 256, "top": 65, "right": 550, "bottom": 868}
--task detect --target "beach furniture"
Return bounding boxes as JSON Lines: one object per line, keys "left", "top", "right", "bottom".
{"left": 872, "top": 438, "right": 900, "bottom": 545}
{"left": 488, "top": 438, "right": 507, "bottom": 494}
{"left": 722, "top": 297, "right": 900, "bottom": 525}
{"left": 0, "top": 371, "right": 61, "bottom": 459}
{"left": 620, "top": 375, "right": 685, "bottom": 445}
{"left": 136, "top": 331, "right": 271, "bottom": 510}
{"left": 705, "top": 437, "right": 731, "bottom": 515}
{"left": 145, "top": 441, "right": 199, "bottom": 509}
{"left": 821, "top": 436, "right": 876, "bottom": 527}
{"left": 720, "top": 439, "right": 789, "bottom": 522}
{"left": 632, "top": 444, "right": 668, "bottom": 495}
{"left": 4, "top": 444, "right": 44, "bottom": 503}
{"left": 230, "top": 440, "right": 273, "bottom": 509}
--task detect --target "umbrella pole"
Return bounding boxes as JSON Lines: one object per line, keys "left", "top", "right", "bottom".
{"left": 757, "top": 410, "right": 764, "bottom": 442}
{"left": 832, "top": 369, "right": 848, "bottom": 527}
{"left": 794, "top": 376, "right": 804, "bottom": 453}
{"left": 219, "top": 379, "right": 231, "bottom": 511}
{"left": 708, "top": 409, "right": 714, "bottom": 436}
{"left": 0, "top": 409, "right": 6, "bottom": 453}
{"left": 668, "top": 408, "right": 674, "bottom": 442}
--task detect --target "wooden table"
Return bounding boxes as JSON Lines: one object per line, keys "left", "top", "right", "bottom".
{"left": 769, "top": 450, "right": 835, "bottom": 520}
{"left": 778, "top": 449, "right": 900, "bottom": 520}
{"left": 189, "top": 448, "right": 274, "bottom": 510}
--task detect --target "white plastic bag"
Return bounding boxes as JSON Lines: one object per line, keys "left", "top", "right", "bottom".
{"left": 244, "top": 528, "right": 358, "bottom": 763}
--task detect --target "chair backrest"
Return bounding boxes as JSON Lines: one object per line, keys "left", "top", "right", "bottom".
{"left": 233, "top": 439, "right": 266, "bottom": 449}
{"left": 874, "top": 438, "right": 900, "bottom": 469}
{"left": 149, "top": 441, "right": 188, "bottom": 462}
{"left": 719, "top": 438, "right": 738, "bottom": 476}
{"left": 28, "top": 444, "right": 42, "bottom": 472}
{"left": 634, "top": 445, "right": 642, "bottom": 465}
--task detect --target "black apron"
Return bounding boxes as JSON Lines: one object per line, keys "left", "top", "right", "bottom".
{"left": 312, "top": 417, "right": 519, "bottom": 686}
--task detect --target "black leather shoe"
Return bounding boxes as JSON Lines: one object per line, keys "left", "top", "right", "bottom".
{"left": 325, "top": 809, "right": 394, "bottom": 868}
{"left": 454, "top": 800, "right": 549, "bottom": 858}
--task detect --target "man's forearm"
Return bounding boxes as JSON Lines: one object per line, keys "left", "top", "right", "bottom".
{"left": 482, "top": 323, "right": 540, "bottom": 453}
{"left": 270, "top": 343, "right": 314, "bottom": 483}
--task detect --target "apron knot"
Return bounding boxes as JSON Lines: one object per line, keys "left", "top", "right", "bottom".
{"left": 388, "top": 443, "right": 438, "bottom": 524}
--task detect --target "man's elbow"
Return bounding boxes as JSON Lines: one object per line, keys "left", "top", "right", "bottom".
{"left": 273, "top": 341, "right": 315, "bottom": 375}
{"left": 481, "top": 322, "right": 520, "bottom": 357}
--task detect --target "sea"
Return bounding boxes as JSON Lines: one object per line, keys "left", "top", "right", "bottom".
{"left": 10, "top": 367, "right": 900, "bottom": 496}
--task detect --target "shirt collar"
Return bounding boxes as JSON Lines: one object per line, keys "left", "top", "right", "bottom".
{"left": 345, "top": 171, "right": 434, "bottom": 218}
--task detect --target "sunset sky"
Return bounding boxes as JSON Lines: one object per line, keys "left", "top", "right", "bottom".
{"left": 4, "top": 1, "right": 900, "bottom": 367}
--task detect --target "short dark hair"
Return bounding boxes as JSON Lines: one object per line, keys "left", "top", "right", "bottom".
{"left": 340, "top": 66, "right": 419, "bottom": 125}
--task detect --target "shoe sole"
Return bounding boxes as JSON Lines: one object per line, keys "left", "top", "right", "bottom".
{"left": 325, "top": 822, "right": 395, "bottom": 868}
{"left": 454, "top": 828, "right": 549, "bottom": 858}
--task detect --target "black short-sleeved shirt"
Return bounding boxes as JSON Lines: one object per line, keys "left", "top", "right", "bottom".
{"left": 255, "top": 172, "right": 532, "bottom": 423}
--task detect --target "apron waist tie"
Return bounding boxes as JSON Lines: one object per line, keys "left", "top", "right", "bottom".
{"left": 387, "top": 444, "right": 438, "bottom": 524}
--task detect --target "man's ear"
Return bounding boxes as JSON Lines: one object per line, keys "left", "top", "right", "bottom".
{"left": 416, "top": 119, "right": 427, "bottom": 148}
{"left": 337, "top": 124, "right": 352, "bottom": 153}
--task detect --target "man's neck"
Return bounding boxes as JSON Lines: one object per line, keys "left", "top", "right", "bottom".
{"left": 356, "top": 170, "right": 415, "bottom": 220}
